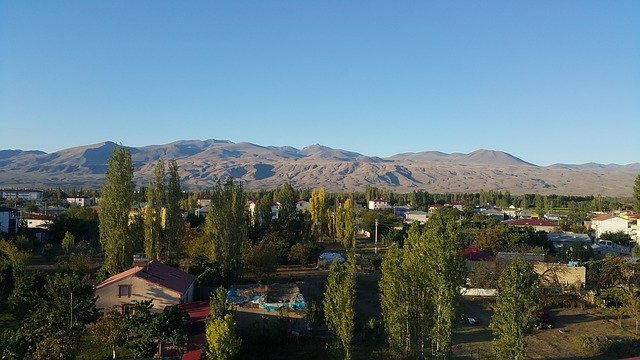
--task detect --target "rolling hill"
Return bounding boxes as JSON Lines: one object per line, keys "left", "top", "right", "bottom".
{"left": 0, "top": 140, "right": 637, "bottom": 196}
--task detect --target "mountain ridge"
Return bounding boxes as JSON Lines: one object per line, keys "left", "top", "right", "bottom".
{"left": 0, "top": 140, "right": 637, "bottom": 196}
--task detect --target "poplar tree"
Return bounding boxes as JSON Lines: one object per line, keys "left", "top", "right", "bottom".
{"left": 379, "top": 244, "right": 410, "bottom": 352}
{"left": 99, "top": 146, "right": 135, "bottom": 275}
{"left": 424, "top": 213, "right": 465, "bottom": 358}
{"left": 402, "top": 222, "right": 432, "bottom": 356}
{"left": 164, "top": 160, "right": 183, "bottom": 263}
{"left": 144, "top": 159, "right": 165, "bottom": 260}
{"left": 490, "top": 257, "right": 540, "bottom": 360}
{"left": 309, "top": 188, "right": 326, "bottom": 239}
{"left": 324, "top": 252, "right": 356, "bottom": 360}
{"left": 204, "top": 179, "right": 247, "bottom": 285}
{"left": 634, "top": 173, "right": 640, "bottom": 213}
{"left": 343, "top": 197, "right": 355, "bottom": 248}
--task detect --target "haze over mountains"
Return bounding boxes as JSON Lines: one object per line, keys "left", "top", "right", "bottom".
{"left": 0, "top": 140, "right": 638, "bottom": 197}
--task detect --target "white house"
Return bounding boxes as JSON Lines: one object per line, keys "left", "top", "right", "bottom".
{"left": 368, "top": 199, "right": 389, "bottom": 210}
{"left": 591, "top": 215, "right": 635, "bottom": 239}
{"left": 196, "top": 198, "right": 211, "bottom": 207}
{"left": 296, "top": 200, "right": 310, "bottom": 212}
{"left": 21, "top": 213, "right": 54, "bottom": 229}
{"left": 65, "top": 196, "right": 94, "bottom": 207}
{"left": 405, "top": 211, "right": 428, "bottom": 224}
{"left": 95, "top": 259, "right": 195, "bottom": 315}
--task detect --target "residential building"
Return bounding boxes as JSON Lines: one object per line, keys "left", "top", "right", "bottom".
{"left": 503, "top": 218, "right": 558, "bottom": 232}
{"left": 0, "top": 206, "right": 18, "bottom": 234}
{"left": 95, "top": 259, "right": 195, "bottom": 315}
{"left": 591, "top": 215, "right": 636, "bottom": 239}
{"left": 0, "top": 189, "right": 43, "bottom": 201}
{"left": 368, "top": 198, "right": 389, "bottom": 210}
{"left": 196, "top": 197, "right": 211, "bottom": 207}
{"left": 446, "top": 201, "right": 465, "bottom": 211}
{"left": 404, "top": 210, "right": 428, "bottom": 224}
{"left": 21, "top": 213, "right": 54, "bottom": 229}
{"left": 547, "top": 232, "right": 593, "bottom": 248}
{"left": 296, "top": 200, "right": 310, "bottom": 212}
{"left": 65, "top": 196, "right": 94, "bottom": 207}
{"left": 480, "top": 208, "right": 505, "bottom": 220}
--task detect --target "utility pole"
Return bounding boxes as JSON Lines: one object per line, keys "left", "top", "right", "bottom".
{"left": 374, "top": 219, "right": 378, "bottom": 254}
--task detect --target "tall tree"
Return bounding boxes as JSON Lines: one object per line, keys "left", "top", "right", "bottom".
{"left": 424, "top": 213, "right": 465, "bottom": 358}
{"left": 99, "top": 146, "right": 135, "bottom": 275}
{"left": 324, "top": 252, "right": 356, "bottom": 360}
{"left": 490, "top": 258, "right": 540, "bottom": 360}
{"left": 401, "top": 223, "right": 432, "bottom": 356}
{"left": 164, "top": 160, "right": 184, "bottom": 263}
{"left": 343, "top": 197, "right": 355, "bottom": 248}
{"left": 204, "top": 179, "right": 247, "bottom": 285}
{"left": 379, "top": 244, "right": 410, "bottom": 353}
{"left": 144, "top": 159, "right": 165, "bottom": 260}
{"left": 309, "top": 188, "right": 327, "bottom": 240}
{"left": 634, "top": 173, "right": 640, "bottom": 213}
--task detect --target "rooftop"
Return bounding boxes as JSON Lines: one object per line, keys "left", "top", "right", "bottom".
{"left": 96, "top": 260, "right": 195, "bottom": 294}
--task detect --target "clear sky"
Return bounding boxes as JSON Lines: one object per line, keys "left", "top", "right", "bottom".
{"left": 1, "top": 1, "right": 638, "bottom": 166}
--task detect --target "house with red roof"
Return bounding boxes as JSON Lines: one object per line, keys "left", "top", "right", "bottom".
{"left": 95, "top": 259, "right": 195, "bottom": 315}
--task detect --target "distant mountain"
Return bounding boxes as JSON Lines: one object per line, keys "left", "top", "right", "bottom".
{"left": 388, "top": 149, "right": 535, "bottom": 167}
{"left": 0, "top": 140, "right": 637, "bottom": 196}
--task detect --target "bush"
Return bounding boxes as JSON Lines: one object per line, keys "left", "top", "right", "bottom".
{"left": 287, "top": 242, "right": 323, "bottom": 265}
{"left": 575, "top": 336, "right": 640, "bottom": 358}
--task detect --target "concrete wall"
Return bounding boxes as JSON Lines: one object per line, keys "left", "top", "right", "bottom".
{"left": 96, "top": 275, "right": 182, "bottom": 314}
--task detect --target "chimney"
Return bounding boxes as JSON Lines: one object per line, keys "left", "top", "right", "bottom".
{"left": 133, "top": 253, "right": 151, "bottom": 268}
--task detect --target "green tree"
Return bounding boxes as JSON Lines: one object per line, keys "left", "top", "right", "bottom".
{"left": 205, "top": 314, "right": 241, "bottom": 360}
{"left": 424, "top": 213, "right": 465, "bottom": 358}
{"left": 379, "top": 244, "right": 410, "bottom": 353}
{"left": 209, "top": 286, "right": 229, "bottom": 319}
{"left": 490, "top": 258, "right": 540, "bottom": 360}
{"left": 634, "top": 173, "right": 640, "bottom": 212}
{"left": 323, "top": 251, "right": 356, "bottom": 360}
{"left": 309, "top": 188, "right": 327, "bottom": 240}
{"left": 165, "top": 160, "right": 184, "bottom": 263}
{"left": 144, "top": 159, "right": 165, "bottom": 260}
{"left": 99, "top": 146, "right": 135, "bottom": 275}
{"left": 204, "top": 179, "right": 247, "bottom": 285}
{"left": 343, "top": 197, "right": 355, "bottom": 248}
{"left": 93, "top": 308, "right": 128, "bottom": 359}
{"left": 61, "top": 231, "right": 75, "bottom": 253}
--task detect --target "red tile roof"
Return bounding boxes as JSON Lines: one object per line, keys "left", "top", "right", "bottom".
{"left": 179, "top": 300, "right": 210, "bottom": 326}
{"left": 592, "top": 214, "right": 615, "bottom": 221}
{"left": 96, "top": 261, "right": 195, "bottom": 294}
{"left": 462, "top": 246, "right": 493, "bottom": 261}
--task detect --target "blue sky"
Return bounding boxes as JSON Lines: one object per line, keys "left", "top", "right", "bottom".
{"left": 1, "top": 1, "right": 638, "bottom": 166}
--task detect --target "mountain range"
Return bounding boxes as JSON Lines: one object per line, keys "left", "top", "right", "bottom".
{"left": 0, "top": 140, "right": 638, "bottom": 197}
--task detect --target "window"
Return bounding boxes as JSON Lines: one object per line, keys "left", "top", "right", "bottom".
{"left": 118, "top": 285, "right": 131, "bottom": 298}
{"left": 122, "top": 304, "right": 133, "bottom": 316}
